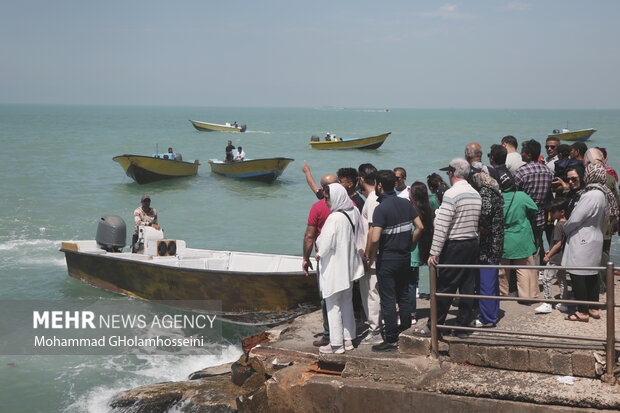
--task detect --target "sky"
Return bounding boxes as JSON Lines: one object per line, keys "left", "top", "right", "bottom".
{"left": 1, "top": 1, "right": 619, "bottom": 109}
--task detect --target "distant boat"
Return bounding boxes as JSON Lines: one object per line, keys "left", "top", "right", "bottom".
{"left": 113, "top": 154, "right": 199, "bottom": 184}
{"left": 548, "top": 128, "right": 596, "bottom": 142}
{"left": 208, "top": 158, "right": 294, "bottom": 183}
{"left": 189, "top": 119, "right": 246, "bottom": 133}
{"left": 309, "top": 132, "right": 391, "bottom": 150}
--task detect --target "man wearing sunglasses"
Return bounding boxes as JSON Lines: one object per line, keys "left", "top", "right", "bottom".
{"left": 545, "top": 137, "right": 560, "bottom": 173}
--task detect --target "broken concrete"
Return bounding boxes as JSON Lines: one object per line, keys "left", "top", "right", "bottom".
{"left": 110, "top": 284, "right": 620, "bottom": 412}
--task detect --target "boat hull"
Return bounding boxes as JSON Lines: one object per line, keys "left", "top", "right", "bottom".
{"left": 208, "top": 158, "right": 293, "bottom": 183}
{"left": 548, "top": 129, "right": 596, "bottom": 142}
{"left": 113, "top": 155, "right": 199, "bottom": 184}
{"left": 189, "top": 120, "right": 246, "bottom": 132}
{"left": 309, "top": 132, "right": 391, "bottom": 150}
{"left": 61, "top": 247, "right": 319, "bottom": 325}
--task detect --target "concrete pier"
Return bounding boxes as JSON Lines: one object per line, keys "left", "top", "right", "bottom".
{"left": 110, "top": 283, "right": 620, "bottom": 412}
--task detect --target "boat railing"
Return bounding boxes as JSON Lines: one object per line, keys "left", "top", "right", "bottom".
{"left": 428, "top": 262, "right": 617, "bottom": 383}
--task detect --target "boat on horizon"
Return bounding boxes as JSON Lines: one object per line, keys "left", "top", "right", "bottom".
{"left": 113, "top": 154, "right": 200, "bottom": 184}
{"left": 189, "top": 119, "right": 247, "bottom": 133}
{"left": 548, "top": 128, "right": 596, "bottom": 142}
{"left": 309, "top": 132, "right": 391, "bottom": 150}
{"left": 60, "top": 218, "right": 319, "bottom": 325}
{"left": 208, "top": 157, "right": 293, "bottom": 183}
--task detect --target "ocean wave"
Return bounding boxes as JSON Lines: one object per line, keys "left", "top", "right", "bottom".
{"left": 63, "top": 343, "right": 243, "bottom": 412}
{"left": 0, "top": 239, "right": 66, "bottom": 268}
{"left": 0, "top": 238, "right": 60, "bottom": 251}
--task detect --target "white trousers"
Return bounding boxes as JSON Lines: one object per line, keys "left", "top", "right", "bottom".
{"left": 358, "top": 269, "right": 381, "bottom": 334}
{"left": 325, "top": 287, "right": 355, "bottom": 346}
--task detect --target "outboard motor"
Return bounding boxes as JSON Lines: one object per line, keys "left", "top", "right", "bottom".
{"left": 553, "top": 129, "right": 561, "bottom": 134}
{"left": 96, "top": 215, "right": 126, "bottom": 252}
{"left": 310, "top": 135, "right": 320, "bottom": 142}
{"left": 240, "top": 124, "right": 247, "bottom": 132}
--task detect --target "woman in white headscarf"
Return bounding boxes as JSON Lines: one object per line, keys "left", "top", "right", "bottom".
{"left": 315, "top": 183, "right": 365, "bottom": 354}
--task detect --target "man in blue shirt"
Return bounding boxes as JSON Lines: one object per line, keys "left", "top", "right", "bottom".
{"left": 367, "top": 170, "right": 423, "bottom": 351}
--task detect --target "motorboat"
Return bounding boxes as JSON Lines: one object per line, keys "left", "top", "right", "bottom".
{"left": 60, "top": 216, "right": 319, "bottom": 325}
{"left": 113, "top": 153, "right": 199, "bottom": 184}
{"left": 309, "top": 132, "right": 391, "bottom": 150}
{"left": 548, "top": 128, "right": 596, "bottom": 142}
{"left": 208, "top": 157, "right": 293, "bottom": 183}
{"left": 189, "top": 120, "right": 247, "bottom": 133}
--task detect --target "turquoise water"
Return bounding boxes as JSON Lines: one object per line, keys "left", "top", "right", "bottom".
{"left": 1, "top": 104, "right": 619, "bottom": 411}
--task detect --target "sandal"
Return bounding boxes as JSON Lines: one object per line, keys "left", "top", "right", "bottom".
{"left": 589, "top": 310, "right": 601, "bottom": 319}
{"left": 565, "top": 312, "right": 589, "bottom": 322}
{"left": 412, "top": 325, "right": 432, "bottom": 337}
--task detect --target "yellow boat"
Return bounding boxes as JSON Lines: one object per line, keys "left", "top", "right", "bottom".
{"left": 113, "top": 154, "right": 200, "bottom": 184}
{"left": 189, "top": 119, "right": 247, "bottom": 132}
{"left": 309, "top": 132, "right": 391, "bottom": 150}
{"left": 208, "top": 158, "right": 293, "bottom": 183}
{"left": 548, "top": 128, "right": 596, "bottom": 142}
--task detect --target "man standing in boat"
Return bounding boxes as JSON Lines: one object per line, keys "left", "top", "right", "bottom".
{"left": 132, "top": 195, "right": 161, "bottom": 253}
{"left": 225, "top": 140, "right": 236, "bottom": 162}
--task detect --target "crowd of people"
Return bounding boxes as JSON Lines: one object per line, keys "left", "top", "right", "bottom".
{"left": 302, "top": 136, "right": 619, "bottom": 353}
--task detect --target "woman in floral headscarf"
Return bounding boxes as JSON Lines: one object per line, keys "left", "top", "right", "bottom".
{"left": 468, "top": 172, "right": 504, "bottom": 327}
{"left": 583, "top": 147, "right": 620, "bottom": 293}
{"left": 562, "top": 164, "right": 619, "bottom": 322}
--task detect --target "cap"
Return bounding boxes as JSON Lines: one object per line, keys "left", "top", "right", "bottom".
{"left": 439, "top": 165, "right": 455, "bottom": 173}
{"left": 498, "top": 173, "right": 515, "bottom": 192}
{"left": 141, "top": 194, "right": 151, "bottom": 202}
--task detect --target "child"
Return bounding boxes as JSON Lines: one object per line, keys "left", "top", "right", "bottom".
{"left": 535, "top": 198, "right": 569, "bottom": 314}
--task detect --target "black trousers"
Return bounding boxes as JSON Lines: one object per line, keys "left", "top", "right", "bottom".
{"left": 532, "top": 224, "right": 546, "bottom": 266}
{"left": 570, "top": 273, "right": 599, "bottom": 314}
{"left": 377, "top": 259, "right": 412, "bottom": 343}
{"left": 430, "top": 239, "right": 479, "bottom": 329}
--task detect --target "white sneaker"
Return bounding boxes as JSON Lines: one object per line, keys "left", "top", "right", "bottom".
{"left": 344, "top": 340, "right": 354, "bottom": 351}
{"left": 319, "top": 344, "right": 344, "bottom": 354}
{"left": 534, "top": 303, "right": 553, "bottom": 314}
{"left": 555, "top": 303, "right": 568, "bottom": 312}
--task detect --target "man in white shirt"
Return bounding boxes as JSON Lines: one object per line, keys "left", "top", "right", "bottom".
{"left": 357, "top": 163, "right": 382, "bottom": 344}
{"left": 544, "top": 137, "right": 560, "bottom": 174}
{"left": 233, "top": 146, "right": 245, "bottom": 161}
{"left": 502, "top": 135, "right": 525, "bottom": 174}
{"left": 393, "top": 167, "right": 410, "bottom": 200}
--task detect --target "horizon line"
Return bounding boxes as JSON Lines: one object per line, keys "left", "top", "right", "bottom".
{"left": 1, "top": 102, "right": 619, "bottom": 111}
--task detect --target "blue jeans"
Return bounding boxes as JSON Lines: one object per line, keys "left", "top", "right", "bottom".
{"left": 377, "top": 259, "right": 412, "bottom": 343}
{"left": 477, "top": 264, "right": 499, "bottom": 324}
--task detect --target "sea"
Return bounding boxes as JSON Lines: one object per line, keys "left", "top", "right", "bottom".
{"left": 1, "top": 104, "right": 619, "bottom": 412}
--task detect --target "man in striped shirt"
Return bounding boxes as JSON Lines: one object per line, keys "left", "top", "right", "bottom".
{"left": 422, "top": 158, "right": 481, "bottom": 337}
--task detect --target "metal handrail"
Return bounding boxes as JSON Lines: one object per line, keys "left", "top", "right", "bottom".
{"left": 429, "top": 262, "right": 616, "bottom": 383}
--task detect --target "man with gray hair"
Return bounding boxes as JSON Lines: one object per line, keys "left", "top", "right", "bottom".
{"left": 465, "top": 142, "right": 499, "bottom": 182}
{"left": 415, "top": 158, "right": 481, "bottom": 338}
